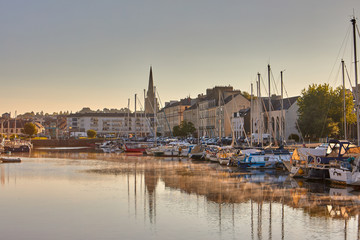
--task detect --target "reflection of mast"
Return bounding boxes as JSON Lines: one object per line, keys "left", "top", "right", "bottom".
{"left": 344, "top": 218, "right": 347, "bottom": 240}
{"left": 269, "top": 202, "right": 272, "bottom": 240}
{"left": 281, "top": 200, "right": 284, "bottom": 240}
{"left": 134, "top": 162, "right": 137, "bottom": 218}
{"left": 218, "top": 202, "right": 222, "bottom": 233}
{"left": 251, "top": 199, "right": 254, "bottom": 240}
{"left": 127, "top": 162, "right": 130, "bottom": 213}
{"left": 257, "top": 202, "right": 262, "bottom": 240}
{"left": 357, "top": 215, "right": 360, "bottom": 239}
{"left": 1, "top": 165, "right": 4, "bottom": 185}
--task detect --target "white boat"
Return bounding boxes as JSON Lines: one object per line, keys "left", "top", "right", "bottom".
{"left": 238, "top": 148, "right": 291, "bottom": 169}
{"left": 329, "top": 157, "right": 360, "bottom": 185}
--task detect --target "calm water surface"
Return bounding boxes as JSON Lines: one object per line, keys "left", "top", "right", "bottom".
{"left": 1, "top": 150, "right": 360, "bottom": 240}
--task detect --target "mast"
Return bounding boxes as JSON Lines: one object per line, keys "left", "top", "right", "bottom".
{"left": 250, "top": 83, "right": 253, "bottom": 146}
{"left": 268, "top": 64, "right": 272, "bottom": 145}
{"left": 127, "top": 98, "right": 130, "bottom": 137}
{"left": 7, "top": 113, "right": 10, "bottom": 140}
{"left": 218, "top": 91, "right": 221, "bottom": 138}
{"left": 135, "top": 94, "right": 137, "bottom": 139}
{"left": 281, "top": 71, "right": 284, "bottom": 144}
{"left": 351, "top": 16, "right": 360, "bottom": 145}
{"left": 144, "top": 89, "right": 146, "bottom": 138}
{"left": 342, "top": 59, "right": 347, "bottom": 139}
{"left": 154, "top": 86, "right": 157, "bottom": 146}
{"left": 197, "top": 102, "right": 200, "bottom": 143}
{"left": 14, "top": 110, "right": 17, "bottom": 139}
{"left": 256, "top": 79, "right": 260, "bottom": 145}
{"left": 258, "top": 73, "right": 263, "bottom": 147}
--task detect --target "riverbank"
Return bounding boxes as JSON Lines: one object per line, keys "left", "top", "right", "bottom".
{"left": 31, "top": 139, "right": 102, "bottom": 148}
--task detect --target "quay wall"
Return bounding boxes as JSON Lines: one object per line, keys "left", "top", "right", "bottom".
{"left": 31, "top": 139, "right": 102, "bottom": 148}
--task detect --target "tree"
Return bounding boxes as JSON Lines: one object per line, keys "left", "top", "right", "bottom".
{"left": 240, "top": 91, "right": 251, "bottom": 101}
{"left": 173, "top": 121, "right": 196, "bottom": 137}
{"left": 297, "top": 83, "right": 355, "bottom": 140}
{"left": 22, "top": 122, "right": 38, "bottom": 138}
{"left": 87, "top": 129, "right": 97, "bottom": 138}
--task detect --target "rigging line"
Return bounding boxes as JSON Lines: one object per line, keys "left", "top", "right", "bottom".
{"left": 326, "top": 24, "right": 352, "bottom": 85}
{"left": 270, "top": 69, "right": 279, "bottom": 96}
{"left": 345, "top": 64, "right": 358, "bottom": 114}
{"left": 231, "top": 92, "right": 251, "bottom": 147}
{"left": 260, "top": 75, "right": 269, "bottom": 97}
{"left": 345, "top": 63, "right": 354, "bottom": 89}
{"left": 341, "top": 26, "right": 351, "bottom": 59}
{"left": 156, "top": 89, "right": 173, "bottom": 136}
{"left": 319, "top": 86, "right": 337, "bottom": 138}
{"left": 283, "top": 84, "right": 304, "bottom": 142}
{"left": 330, "top": 61, "right": 342, "bottom": 88}
{"left": 137, "top": 95, "right": 155, "bottom": 136}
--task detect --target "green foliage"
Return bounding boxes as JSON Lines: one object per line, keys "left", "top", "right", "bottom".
{"left": 297, "top": 84, "right": 355, "bottom": 140}
{"left": 240, "top": 91, "right": 251, "bottom": 101}
{"left": 87, "top": 129, "right": 97, "bottom": 138}
{"left": 173, "top": 121, "right": 196, "bottom": 137}
{"left": 22, "top": 122, "right": 38, "bottom": 137}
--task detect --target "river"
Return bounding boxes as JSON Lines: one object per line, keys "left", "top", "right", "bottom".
{"left": 0, "top": 150, "right": 359, "bottom": 240}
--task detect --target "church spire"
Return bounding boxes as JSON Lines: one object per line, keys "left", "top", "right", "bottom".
{"left": 145, "top": 66, "right": 158, "bottom": 114}
{"left": 147, "top": 66, "right": 154, "bottom": 97}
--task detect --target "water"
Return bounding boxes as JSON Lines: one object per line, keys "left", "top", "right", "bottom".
{"left": 1, "top": 150, "right": 359, "bottom": 240}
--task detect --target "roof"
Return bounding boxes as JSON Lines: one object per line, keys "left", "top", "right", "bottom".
{"left": 163, "top": 98, "right": 193, "bottom": 109}
{"left": 68, "top": 112, "right": 155, "bottom": 118}
{"left": 261, "top": 96, "right": 299, "bottom": 111}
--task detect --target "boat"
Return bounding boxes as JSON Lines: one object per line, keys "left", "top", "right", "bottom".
{"left": 237, "top": 147, "right": 290, "bottom": 169}
{"left": 0, "top": 157, "right": 21, "bottom": 163}
{"left": 287, "top": 147, "right": 327, "bottom": 178}
{"left": 123, "top": 142, "right": 147, "bottom": 153}
{"left": 189, "top": 144, "right": 205, "bottom": 160}
{"left": 3, "top": 140, "right": 32, "bottom": 153}
{"left": 304, "top": 140, "right": 358, "bottom": 180}
{"left": 328, "top": 157, "right": 360, "bottom": 185}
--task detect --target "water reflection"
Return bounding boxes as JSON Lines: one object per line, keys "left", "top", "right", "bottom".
{"left": 1, "top": 151, "right": 360, "bottom": 240}
{"left": 85, "top": 154, "right": 360, "bottom": 239}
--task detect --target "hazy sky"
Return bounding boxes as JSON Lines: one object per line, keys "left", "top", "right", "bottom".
{"left": 1, "top": 0, "right": 359, "bottom": 114}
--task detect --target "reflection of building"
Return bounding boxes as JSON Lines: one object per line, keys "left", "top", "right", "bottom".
{"left": 144, "top": 169, "right": 158, "bottom": 224}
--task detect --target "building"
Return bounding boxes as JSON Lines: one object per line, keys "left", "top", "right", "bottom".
{"left": 0, "top": 118, "right": 45, "bottom": 137}
{"left": 251, "top": 96, "right": 300, "bottom": 143}
{"left": 67, "top": 112, "right": 154, "bottom": 137}
{"left": 231, "top": 108, "right": 251, "bottom": 139}
{"left": 184, "top": 86, "right": 250, "bottom": 138}
{"left": 144, "top": 66, "right": 159, "bottom": 115}
{"left": 157, "top": 98, "right": 194, "bottom": 136}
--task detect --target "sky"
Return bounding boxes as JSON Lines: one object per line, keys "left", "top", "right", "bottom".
{"left": 1, "top": 0, "right": 360, "bottom": 115}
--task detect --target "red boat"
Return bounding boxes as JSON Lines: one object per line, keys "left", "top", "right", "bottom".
{"left": 123, "top": 143, "right": 146, "bottom": 153}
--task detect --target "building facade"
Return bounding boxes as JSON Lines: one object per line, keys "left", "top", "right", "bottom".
{"left": 184, "top": 86, "right": 250, "bottom": 138}
{"left": 67, "top": 112, "right": 153, "bottom": 137}
{"left": 157, "top": 98, "right": 193, "bottom": 136}
{"left": 251, "top": 96, "right": 300, "bottom": 144}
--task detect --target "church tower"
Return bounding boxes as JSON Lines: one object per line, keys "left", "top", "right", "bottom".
{"left": 145, "top": 66, "right": 158, "bottom": 114}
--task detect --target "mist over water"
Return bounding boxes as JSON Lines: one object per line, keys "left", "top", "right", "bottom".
{"left": 0, "top": 151, "right": 359, "bottom": 240}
